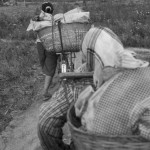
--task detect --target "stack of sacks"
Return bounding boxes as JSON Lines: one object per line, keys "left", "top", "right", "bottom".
{"left": 26, "top": 7, "right": 90, "bottom": 32}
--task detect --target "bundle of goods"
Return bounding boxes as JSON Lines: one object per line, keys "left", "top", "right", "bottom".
{"left": 37, "top": 22, "right": 91, "bottom": 53}
{"left": 67, "top": 67, "right": 150, "bottom": 150}
{"left": 27, "top": 8, "right": 91, "bottom": 53}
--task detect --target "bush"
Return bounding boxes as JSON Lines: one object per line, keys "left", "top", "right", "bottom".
{"left": 0, "top": 11, "right": 36, "bottom": 40}
{"left": 87, "top": 1, "right": 150, "bottom": 48}
{"left": 0, "top": 40, "right": 38, "bottom": 81}
{"left": 0, "top": 13, "right": 17, "bottom": 38}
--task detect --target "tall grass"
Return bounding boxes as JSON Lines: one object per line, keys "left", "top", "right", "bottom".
{"left": 87, "top": 1, "right": 150, "bottom": 47}
{"left": 0, "top": 41, "right": 37, "bottom": 80}
{"left": 0, "top": 4, "right": 44, "bottom": 132}
{"left": 0, "top": 10, "right": 36, "bottom": 40}
{"left": 0, "top": 40, "right": 39, "bottom": 132}
{"left": 1, "top": 2, "right": 150, "bottom": 47}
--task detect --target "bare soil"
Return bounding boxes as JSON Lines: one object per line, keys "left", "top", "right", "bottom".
{"left": 0, "top": 73, "right": 61, "bottom": 150}
{"left": 0, "top": 100, "right": 42, "bottom": 150}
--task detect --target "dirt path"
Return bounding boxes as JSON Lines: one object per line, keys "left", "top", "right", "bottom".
{"left": 0, "top": 100, "right": 43, "bottom": 150}
{"left": 0, "top": 78, "right": 71, "bottom": 150}
{"left": 0, "top": 72, "right": 61, "bottom": 150}
{"left": 0, "top": 71, "right": 71, "bottom": 150}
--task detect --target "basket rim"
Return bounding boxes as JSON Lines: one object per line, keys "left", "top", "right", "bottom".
{"left": 67, "top": 103, "right": 149, "bottom": 143}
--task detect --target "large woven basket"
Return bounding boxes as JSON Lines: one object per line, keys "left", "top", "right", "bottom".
{"left": 37, "top": 22, "right": 91, "bottom": 53}
{"left": 126, "top": 47, "right": 150, "bottom": 63}
{"left": 67, "top": 103, "right": 150, "bottom": 150}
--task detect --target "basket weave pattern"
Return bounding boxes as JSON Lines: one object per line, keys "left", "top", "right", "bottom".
{"left": 37, "top": 23, "right": 91, "bottom": 53}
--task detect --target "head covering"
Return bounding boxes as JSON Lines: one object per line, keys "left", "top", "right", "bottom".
{"left": 82, "top": 26, "right": 149, "bottom": 88}
{"left": 82, "top": 27, "right": 149, "bottom": 70}
{"left": 42, "top": 2, "right": 54, "bottom": 14}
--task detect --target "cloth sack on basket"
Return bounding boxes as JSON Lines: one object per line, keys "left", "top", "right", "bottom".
{"left": 26, "top": 8, "right": 91, "bottom": 53}
{"left": 75, "top": 67, "right": 150, "bottom": 141}
{"left": 74, "top": 26, "right": 150, "bottom": 140}
{"left": 26, "top": 8, "right": 90, "bottom": 31}
{"left": 81, "top": 26, "right": 149, "bottom": 88}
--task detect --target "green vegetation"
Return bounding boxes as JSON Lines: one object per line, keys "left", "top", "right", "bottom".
{"left": 0, "top": 5, "right": 39, "bottom": 132}
{"left": 87, "top": 1, "right": 150, "bottom": 47}
{"left": 1, "top": 1, "right": 150, "bottom": 46}
{"left": 0, "top": 0, "right": 150, "bottom": 132}
{"left": 0, "top": 40, "right": 39, "bottom": 132}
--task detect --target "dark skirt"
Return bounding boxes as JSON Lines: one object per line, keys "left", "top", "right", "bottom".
{"left": 37, "top": 42, "right": 58, "bottom": 77}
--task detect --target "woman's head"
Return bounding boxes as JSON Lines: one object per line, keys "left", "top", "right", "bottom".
{"left": 42, "top": 2, "right": 54, "bottom": 14}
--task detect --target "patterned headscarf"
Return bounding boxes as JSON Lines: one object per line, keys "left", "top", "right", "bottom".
{"left": 82, "top": 26, "right": 149, "bottom": 88}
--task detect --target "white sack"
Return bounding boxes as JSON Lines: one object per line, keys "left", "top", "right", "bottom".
{"left": 26, "top": 19, "right": 52, "bottom": 31}
{"left": 61, "top": 12, "right": 90, "bottom": 24}
{"left": 26, "top": 8, "right": 90, "bottom": 31}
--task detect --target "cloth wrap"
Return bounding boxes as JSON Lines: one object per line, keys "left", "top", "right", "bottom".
{"left": 77, "top": 67, "right": 150, "bottom": 140}
{"left": 82, "top": 26, "right": 149, "bottom": 71}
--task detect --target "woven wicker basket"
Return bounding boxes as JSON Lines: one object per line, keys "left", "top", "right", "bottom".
{"left": 37, "top": 22, "right": 91, "bottom": 53}
{"left": 67, "top": 103, "right": 150, "bottom": 150}
{"left": 126, "top": 47, "right": 150, "bottom": 63}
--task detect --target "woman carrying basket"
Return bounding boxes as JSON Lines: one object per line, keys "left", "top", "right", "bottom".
{"left": 34, "top": 2, "right": 58, "bottom": 100}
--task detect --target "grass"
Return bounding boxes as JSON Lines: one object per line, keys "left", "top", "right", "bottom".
{"left": 1, "top": 1, "right": 150, "bottom": 46}
{"left": 86, "top": 1, "right": 150, "bottom": 47}
{"left": 0, "top": 40, "right": 39, "bottom": 132}
{"left": 0, "top": 0, "right": 150, "bottom": 132}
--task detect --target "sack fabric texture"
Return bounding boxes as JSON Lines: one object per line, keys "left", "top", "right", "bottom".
{"left": 81, "top": 67, "right": 150, "bottom": 140}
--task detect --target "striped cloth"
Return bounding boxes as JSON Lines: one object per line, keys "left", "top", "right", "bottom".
{"left": 82, "top": 26, "right": 123, "bottom": 71}
{"left": 82, "top": 26, "right": 149, "bottom": 72}
{"left": 38, "top": 78, "right": 93, "bottom": 150}
{"left": 82, "top": 27, "right": 102, "bottom": 71}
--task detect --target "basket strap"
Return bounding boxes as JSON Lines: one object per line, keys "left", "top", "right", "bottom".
{"left": 51, "top": 15, "right": 55, "bottom": 52}
{"left": 58, "top": 21, "right": 64, "bottom": 54}
{"left": 62, "top": 14, "right": 72, "bottom": 52}
{"left": 87, "top": 48, "right": 104, "bottom": 72}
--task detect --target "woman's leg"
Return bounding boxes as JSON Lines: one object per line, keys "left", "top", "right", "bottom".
{"left": 38, "top": 117, "right": 70, "bottom": 150}
{"left": 43, "top": 75, "right": 52, "bottom": 97}
{"left": 42, "top": 52, "right": 58, "bottom": 97}
{"left": 37, "top": 42, "right": 46, "bottom": 68}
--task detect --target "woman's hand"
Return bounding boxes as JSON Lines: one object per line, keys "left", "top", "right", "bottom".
{"left": 32, "top": 15, "right": 41, "bottom": 21}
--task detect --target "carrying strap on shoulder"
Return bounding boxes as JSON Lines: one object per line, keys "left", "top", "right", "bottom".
{"left": 58, "top": 21, "right": 64, "bottom": 55}
{"left": 51, "top": 15, "right": 56, "bottom": 53}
